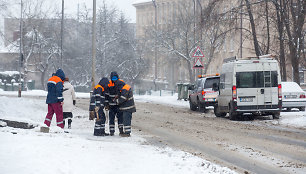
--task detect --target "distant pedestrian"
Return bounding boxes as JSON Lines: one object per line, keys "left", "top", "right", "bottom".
{"left": 44, "top": 69, "right": 65, "bottom": 128}
{"left": 63, "top": 77, "right": 76, "bottom": 129}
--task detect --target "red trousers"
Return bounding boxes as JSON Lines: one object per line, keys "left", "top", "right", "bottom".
{"left": 44, "top": 102, "right": 64, "bottom": 128}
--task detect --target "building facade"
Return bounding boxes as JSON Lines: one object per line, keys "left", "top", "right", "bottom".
{"left": 133, "top": 0, "right": 306, "bottom": 90}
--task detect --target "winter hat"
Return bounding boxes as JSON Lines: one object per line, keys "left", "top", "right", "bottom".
{"left": 99, "top": 77, "right": 109, "bottom": 88}
{"left": 55, "top": 69, "right": 65, "bottom": 81}
{"left": 110, "top": 71, "right": 119, "bottom": 82}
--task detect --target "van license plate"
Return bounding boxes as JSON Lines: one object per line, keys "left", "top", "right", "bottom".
{"left": 240, "top": 98, "right": 253, "bottom": 102}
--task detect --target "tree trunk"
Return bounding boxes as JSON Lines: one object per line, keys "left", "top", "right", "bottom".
{"left": 187, "top": 60, "right": 194, "bottom": 83}
{"left": 264, "top": 0, "right": 270, "bottom": 54}
{"left": 273, "top": 0, "right": 287, "bottom": 81}
{"left": 245, "top": 0, "right": 262, "bottom": 56}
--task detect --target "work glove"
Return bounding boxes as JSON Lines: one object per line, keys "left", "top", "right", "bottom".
{"left": 95, "top": 106, "right": 100, "bottom": 113}
{"left": 73, "top": 100, "right": 76, "bottom": 105}
{"left": 104, "top": 105, "right": 109, "bottom": 111}
{"left": 89, "top": 111, "right": 95, "bottom": 120}
{"left": 114, "top": 98, "right": 119, "bottom": 105}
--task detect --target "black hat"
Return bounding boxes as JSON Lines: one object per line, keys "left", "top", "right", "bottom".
{"left": 99, "top": 77, "right": 109, "bottom": 88}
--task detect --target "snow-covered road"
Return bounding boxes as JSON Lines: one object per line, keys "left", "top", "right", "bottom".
{"left": 0, "top": 92, "right": 236, "bottom": 174}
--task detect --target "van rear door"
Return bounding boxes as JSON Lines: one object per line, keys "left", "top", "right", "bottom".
{"left": 236, "top": 63, "right": 259, "bottom": 107}
{"left": 236, "top": 63, "right": 279, "bottom": 108}
{"left": 255, "top": 62, "right": 279, "bottom": 106}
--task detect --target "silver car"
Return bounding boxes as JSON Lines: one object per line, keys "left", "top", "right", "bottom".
{"left": 282, "top": 82, "right": 306, "bottom": 111}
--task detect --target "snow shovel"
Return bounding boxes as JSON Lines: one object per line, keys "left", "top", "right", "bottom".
{"left": 95, "top": 107, "right": 100, "bottom": 121}
{"left": 105, "top": 109, "right": 109, "bottom": 125}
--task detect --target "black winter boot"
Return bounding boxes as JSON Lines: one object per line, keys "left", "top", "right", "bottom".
{"left": 68, "top": 119, "right": 72, "bottom": 129}
{"left": 119, "top": 127, "right": 124, "bottom": 135}
{"left": 119, "top": 133, "right": 130, "bottom": 137}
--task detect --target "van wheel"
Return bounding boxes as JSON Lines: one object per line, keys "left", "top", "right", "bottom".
{"left": 214, "top": 105, "right": 226, "bottom": 117}
{"left": 299, "top": 107, "right": 305, "bottom": 111}
{"left": 229, "top": 109, "right": 237, "bottom": 120}
{"left": 272, "top": 112, "right": 280, "bottom": 119}
{"left": 189, "top": 99, "right": 197, "bottom": 111}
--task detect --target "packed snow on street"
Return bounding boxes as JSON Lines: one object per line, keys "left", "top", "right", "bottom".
{"left": 0, "top": 89, "right": 237, "bottom": 174}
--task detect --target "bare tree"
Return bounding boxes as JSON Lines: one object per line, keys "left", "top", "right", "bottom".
{"left": 282, "top": 0, "right": 306, "bottom": 84}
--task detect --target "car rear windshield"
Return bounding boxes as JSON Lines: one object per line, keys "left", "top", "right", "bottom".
{"left": 204, "top": 77, "right": 220, "bottom": 89}
{"left": 236, "top": 71, "right": 278, "bottom": 88}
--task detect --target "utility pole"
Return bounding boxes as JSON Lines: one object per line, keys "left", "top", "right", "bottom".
{"left": 152, "top": 0, "right": 157, "bottom": 91}
{"left": 91, "top": 0, "right": 97, "bottom": 90}
{"left": 240, "top": 0, "right": 243, "bottom": 58}
{"left": 61, "top": 0, "right": 64, "bottom": 68}
{"left": 18, "top": 0, "right": 23, "bottom": 97}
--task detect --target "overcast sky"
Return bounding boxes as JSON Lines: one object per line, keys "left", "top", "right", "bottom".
{"left": 0, "top": 0, "right": 141, "bottom": 47}
{"left": 64, "top": 0, "right": 137, "bottom": 23}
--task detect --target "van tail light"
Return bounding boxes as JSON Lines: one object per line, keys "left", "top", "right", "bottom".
{"left": 300, "top": 94, "right": 306, "bottom": 98}
{"left": 278, "top": 84, "right": 282, "bottom": 100}
{"left": 232, "top": 85, "right": 237, "bottom": 101}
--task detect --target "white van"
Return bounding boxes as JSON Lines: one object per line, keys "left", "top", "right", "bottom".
{"left": 214, "top": 55, "right": 282, "bottom": 120}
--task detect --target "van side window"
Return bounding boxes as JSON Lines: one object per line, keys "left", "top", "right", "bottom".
{"left": 220, "top": 74, "right": 225, "bottom": 89}
{"left": 236, "top": 71, "right": 278, "bottom": 88}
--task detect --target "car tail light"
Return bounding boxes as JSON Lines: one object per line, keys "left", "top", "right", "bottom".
{"left": 300, "top": 94, "right": 306, "bottom": 98}
{"left": 278, "top": 84, "right": 282, "bottom": 100}
{"left": 202, "top": 91, "right": 206, "bottom": 100}
{"left": 232, "top": 85, "right": 237, "bottom": 101}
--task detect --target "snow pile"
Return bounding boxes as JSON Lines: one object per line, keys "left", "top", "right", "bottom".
{"left": 279, "top": 111, "right": 306, "bottom": 127}
{"left": 0, "top": 95, "right": 237, "bottom": 174}
{"left": 135, "top": 93, "right": 189, "bottom": 108}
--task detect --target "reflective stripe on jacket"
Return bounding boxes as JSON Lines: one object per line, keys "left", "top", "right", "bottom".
{"left": 116, "top": 81, "right": 136, "bottom": 113}
{"left": 105, "top": 79, "right": 124, "bottom": 108}
{"left": 89, "top": 84, "right": 105, "bottom": 111}
{"left": 46, "top": 76, "right": 64, "bottom": 104}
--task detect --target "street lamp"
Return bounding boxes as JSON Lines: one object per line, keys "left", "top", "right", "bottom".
{"left": 18, "top": 0, "right": 23, "bottom": 97}
{"left": 91, "top": 0, "right": 97, "bottom": 90}
{"left": 60, "top": 0, "right": 64, "bottom": 68}
{"left": 152, "top": 0, "right": 157, "bottom": 91}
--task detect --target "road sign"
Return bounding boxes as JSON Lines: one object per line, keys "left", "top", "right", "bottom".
{"left": 192, "top": 46, "right": 204, "bottom": 57}
{"left": 193, "top": 58, "right": 204, "bottom": 69}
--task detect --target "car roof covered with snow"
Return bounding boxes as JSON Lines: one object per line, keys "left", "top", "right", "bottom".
{"left": 281, "top": 82, "right": 304, "bottom": 93}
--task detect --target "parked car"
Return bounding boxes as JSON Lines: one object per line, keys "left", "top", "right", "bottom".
{"left": 188, "top": 74, "right": 220, "bottom": 112}
{"left": 281, "top": 82, "right": 306, "bottom": 111}
{"left": 214, "top": 55, "right": 282, "bottom": 120}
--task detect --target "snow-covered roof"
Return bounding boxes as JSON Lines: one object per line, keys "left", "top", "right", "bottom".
{"left": 133, "top": 0, "right": 152, "bottom": 6}
{"left": 0, "top": 71, "right": 20, "bottom": 76}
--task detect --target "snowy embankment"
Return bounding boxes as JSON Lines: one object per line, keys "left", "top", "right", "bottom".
{"left": 0, "top": 90, "right": 236, "bottom": 174}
